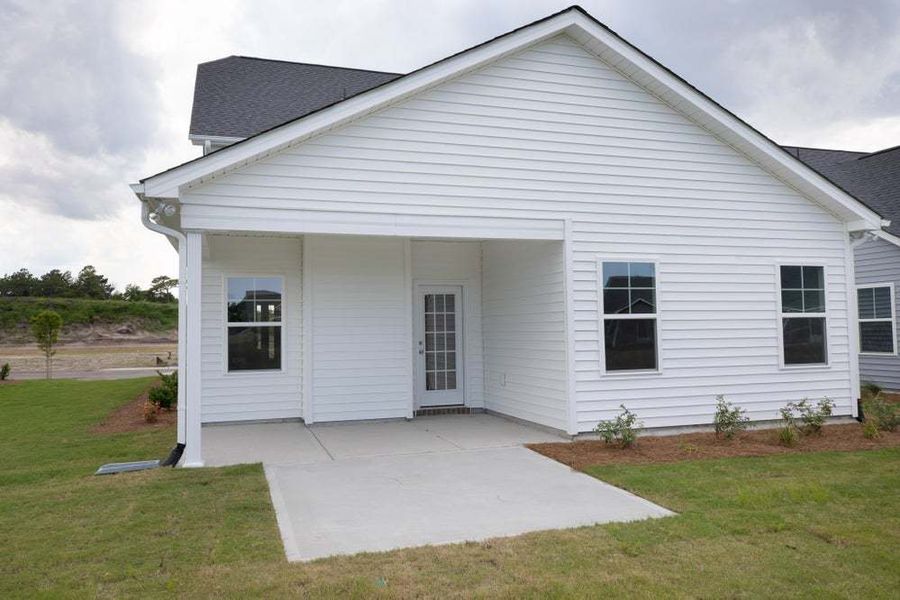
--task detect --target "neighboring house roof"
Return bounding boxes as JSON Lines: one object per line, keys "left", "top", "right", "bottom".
{"left": 134, "top": 5, "right": 885, "bottom": 232}
{"left": 190, "top": 57, "right": 401, "bottom": 140}
{"left": 785, "top": 145, "right": 900, "bottom": 237}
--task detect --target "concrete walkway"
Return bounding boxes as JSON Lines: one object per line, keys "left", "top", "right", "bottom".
{"left": 203, "top": 414, "right": 673, "bottom": 561}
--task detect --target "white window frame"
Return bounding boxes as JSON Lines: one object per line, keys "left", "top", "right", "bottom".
{"left": 856, "top": 282, "right": 897, "bottom": 356}
{"left": 597, "top": 257, "right": 662, "bottom": 376}
{"left": 776, "top": 263, "right": 830, "bottom": 369}
{"left": 223, "top": 274, "right": 285, "bottom": 375}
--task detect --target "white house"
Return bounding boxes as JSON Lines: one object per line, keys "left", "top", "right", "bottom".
{"left": 785, "top": 145, "right": 900, "bottom": 391}
{"left": 131, "top": 6, "right": 888, "bottom": 467}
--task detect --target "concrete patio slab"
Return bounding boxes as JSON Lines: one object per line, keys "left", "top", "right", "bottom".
{"left": 416, "top": 413, "right": 565, "bottom": 449}
{"left": 203, "top": 422, "right": 330, "bottom": 467}
{"left": 266, "top": 446, "right": 673, "bottom": 561}
{"left": 308, "top": 420, "right": 460, "bottom": 459}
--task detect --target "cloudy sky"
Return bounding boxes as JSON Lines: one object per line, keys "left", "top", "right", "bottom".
{"left": 2, "top": 0, "right": 899, "bottom": 291}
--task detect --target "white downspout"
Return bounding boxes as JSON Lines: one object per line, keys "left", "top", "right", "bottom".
{"left": 138, "top": 196, "right": 188, "bottom": 448}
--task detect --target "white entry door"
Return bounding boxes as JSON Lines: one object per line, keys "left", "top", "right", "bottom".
{"left": 415, "top": 285, "right": 464, "bottom": 407}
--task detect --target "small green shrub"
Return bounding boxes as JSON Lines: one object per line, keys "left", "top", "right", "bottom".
{"left": 778, "top": 405, "right": 798, "bottom": 447}
{"left": 0, "top": 363, "right": 9, "bottom": 380}
{"left": 779, "top": 425, "right": 798, "bottom": 447}
{"left": 861, "top": 381, "right": 883, "bottom": 400}
{"left": 792, "top": 397, "right": 834, "bottom": 436}
{"left": 863, "top": 394, "right": 899, "bottom": 432}
{"left": 862, "top": 421, "right": 881, "bottom": 440}
{"left": 713, "top": 395, "right": 749, "bottom": 440}
{"left": 148, "top": 370, "right": 178, "bottom": 410}
{"left": 595, "top": 405, "right": 642, "bottom": 448}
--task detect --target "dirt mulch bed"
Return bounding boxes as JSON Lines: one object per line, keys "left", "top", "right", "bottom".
{"left": 91, "top": 388, "right": 176, "bottom": 434}
{"left": 528, "top": 423, "right": 900, "bottom": 470}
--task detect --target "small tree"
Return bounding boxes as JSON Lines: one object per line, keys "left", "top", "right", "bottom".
{"left": 30, "top": 310, "right": 63, "bottom": 379}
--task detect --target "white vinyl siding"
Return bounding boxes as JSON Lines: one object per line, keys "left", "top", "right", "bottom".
{"left": 185, "top": 34, "right": 856, "bottom": 430}
{"left": 306, "top": 235, "right": 411, "bottom": 421}
{"left": 411, "top": 240, "right": 484, "bottom": 408}
{"left": 482, "top": 240, "right": 568, "bottom": 430}
{"left": 855, "top": 236, "right": 900, "bottom": 390}
{"left": 200, "top": 235, "right": 302, "bottom": 423}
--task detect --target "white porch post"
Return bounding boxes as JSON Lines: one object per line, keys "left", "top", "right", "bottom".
{"left": 183, "top": 231, "right": 204, "bottom": 467}
{"left": 176, "top": 236, "right": 187, "bottom": 445}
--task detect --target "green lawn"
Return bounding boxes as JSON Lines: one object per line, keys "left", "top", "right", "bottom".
{"left": 2, "top": 379, "right": 898, "bottom": 598}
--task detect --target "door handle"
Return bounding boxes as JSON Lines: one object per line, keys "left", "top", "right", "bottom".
{"left": 418, "top": 340, "right": 424, "bottom": 355}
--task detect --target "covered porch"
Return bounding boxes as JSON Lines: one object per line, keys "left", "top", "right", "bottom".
{"left": 177, "top": 226, "right": 574, "bottom": 467}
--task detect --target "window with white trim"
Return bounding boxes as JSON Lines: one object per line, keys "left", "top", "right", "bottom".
{"left": 226, "top": 276, "right": 283, "bottom": 371}
{"left": 779, "top": 265, "right": 827, "bottom": 365}
{"left": 857, "top": 284, "right": 896, "bottom": 354}
{"left": 602, "top": 261, "right": 658, "bottom": 371}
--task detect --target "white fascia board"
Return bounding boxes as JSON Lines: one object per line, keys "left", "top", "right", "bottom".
{"left": 874, "top": 228, "right": 900, "bottom": 249}
{"left": 567, "top": 12, "right": 884, "bottom": 229}
{"left": 188, "top": 134, "right": 245, "bottom": 146}
{"left": 140, "top": 12, "right": 579, "bottom": 198}
{"left": 846, "top": 219, "right": 892, "bottom": 233}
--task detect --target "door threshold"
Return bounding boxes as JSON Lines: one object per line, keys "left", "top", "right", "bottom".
{"left": 414, "top": 406, "right": 482, "bottom": 417}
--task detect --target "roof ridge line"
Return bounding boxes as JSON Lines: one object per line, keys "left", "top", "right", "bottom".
{"left": 223, "top": 54, "right": 403, "bottom": 76}
{"left": 858, "top": 143, "right": 900, "bottom": 160}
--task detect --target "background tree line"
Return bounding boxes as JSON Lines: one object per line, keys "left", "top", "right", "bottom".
{"left": 0, "top": 266, "right": 177, "bottom": 303}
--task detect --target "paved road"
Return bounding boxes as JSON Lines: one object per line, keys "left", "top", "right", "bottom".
{"left": 10, "top": 367, "right": 176, "bottom": 381}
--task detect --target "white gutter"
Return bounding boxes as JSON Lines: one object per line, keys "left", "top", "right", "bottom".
{"left": 134, "top": 184, "right": 188, "bottom": 450}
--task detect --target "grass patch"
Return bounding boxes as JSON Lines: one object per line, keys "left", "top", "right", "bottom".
{"left": 0, "top": 297, "right": 177, "bottom": 332}
{"left": 1, "top": 379, "right": 898, "bottom": 598}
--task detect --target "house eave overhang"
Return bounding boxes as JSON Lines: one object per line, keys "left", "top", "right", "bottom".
{"left": 188, "top": 134, "right": 245, "bottom": 147}
{"left": 136, "top": 6, "right": 884, "bottom": 231}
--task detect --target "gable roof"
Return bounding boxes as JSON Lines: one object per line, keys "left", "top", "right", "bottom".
{"left": 785, "top": 145, "right": 900, "bottom": 237}
{"left": 134, "top": 5, "right": 885, "bottom": 232}
{"left": 190, "top": 57, "right": 400, "bottom": 140}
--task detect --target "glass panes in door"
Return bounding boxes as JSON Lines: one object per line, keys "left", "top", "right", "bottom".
{"left": 424, "top": 293, "right": 457, "bottom": 391}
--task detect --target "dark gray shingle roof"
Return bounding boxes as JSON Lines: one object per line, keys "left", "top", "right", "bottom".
{"left": 783, "top": 145, "right": 900, "bottom": 236}
{"left": 189, "top": 56, "right": 401, "bottom": 139}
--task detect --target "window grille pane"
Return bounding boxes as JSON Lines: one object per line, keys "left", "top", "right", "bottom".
{"left": 604, "top": 318, "right": 657, "bottom": 371}
{"left": 435, "top": 295, "right": 445, "bottom": 312}
{"left": 780, "top": 266, "right": 802, "bottom": 289}
{"left": 630, "top": 289, "right": 655, "bottom": 313}
{"left": 445, "top": 295, "right": 454, "bottom": 312}
{"left": 874, "top": 287, "right": 893, "bottom": 319}
{"left": 228, "top": 326, "right": 281, "bottom": 371}
{"left": 227, "top": 277, "right": 255, "bottom": 302}
{"left": 860, "top": 322, "right": 895, "bottom": 353}
{"left": 446, "top": 313, "right": 455, "bottom": 332}
{"left": 783, "top": 317, "right": 827, "bottom": 365}
{"left": 782, "top": 290, "right": 803, "bottom": 313}
{"left": 425, "top": 295, "right": 435, "bottom": 312}
{"left": 446, "top": 372, "right": 456, "bottom": 390}
{"left": 858, "top": 288, "right": 875, "bottom": 320}
{"left": 803, "top": 290, "right": 825, "bottom": 313}
{"left": 603, "top": 262, "right": 629, "bottom": 288}
{"left": 603, "top": 289, "right": 630, "bottom": 314}
{"left": 426, "top": 372, "right": 435, "bottom": 391}
{"left": 227, "top": 300, "right": 254, "bottom": 323}
{"left": 802, "top": 266, "right": 823, "bottom": 289}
